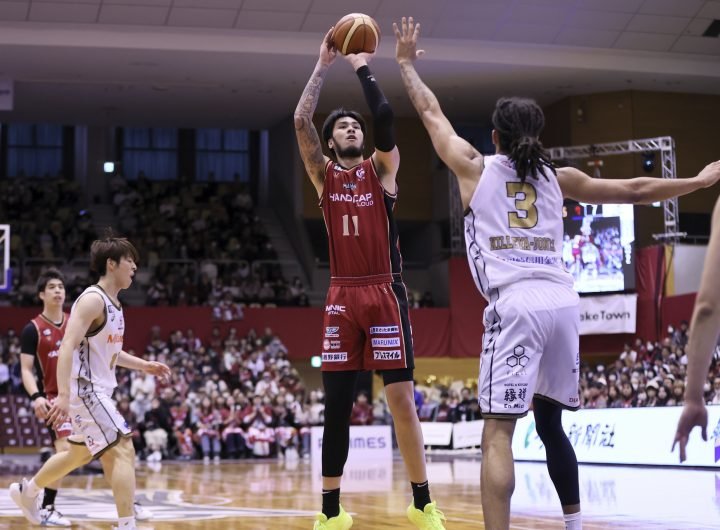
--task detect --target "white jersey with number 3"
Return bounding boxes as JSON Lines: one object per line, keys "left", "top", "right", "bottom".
{"left": 464, "top": 154, "right": 573, "bottom": 300}
{"left": 70, "top": 285, "right": 125, "bottom": 394}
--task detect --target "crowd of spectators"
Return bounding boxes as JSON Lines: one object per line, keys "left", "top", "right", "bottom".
{"left": 2, "top": 320, "right": 719, "bottom": 460}
{"left": 1, "top": 325, "right": 327, "bottom": 461}
{"left": 0, "top": 175, "right": 308, "bottom": 308}
{"left": 579, "top": 322, "right": 720, "bottom": 409}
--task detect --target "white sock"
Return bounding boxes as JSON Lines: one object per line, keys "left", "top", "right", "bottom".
{"left": 25, "top": 479, "right": 42, "bottom": 498}
{"left": 564, "top": 511, "right": 582, "bottom": 530}
{"left": 117, "top": 515, "right": 135, "bottom": 529}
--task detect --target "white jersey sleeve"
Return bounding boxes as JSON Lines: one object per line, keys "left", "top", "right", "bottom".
{"left": 464, "top": 154, "right": 574, "bottom": 300}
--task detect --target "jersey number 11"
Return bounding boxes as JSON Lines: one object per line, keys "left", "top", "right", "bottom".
{"left": 342, "top": 214, "right": 359, "bottom": 236}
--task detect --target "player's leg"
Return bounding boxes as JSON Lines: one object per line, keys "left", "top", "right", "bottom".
{"left": 384, "top": 376, "right": 426, "bottom": 484}
{"left": 38, "top": 436, "right": 73, "bottom": 527}
{"left": 480, "top": 417, "right": 517, "bottom": 530}
{"left": 364, "top": 281, "right": 446, "bottom": 528}
{"left": 99, "top": 437, "right": 137, "bottom": 524}
{"left": 9, "top": 441, "right": 92, "bottom": 525}
{"left": 534, "top": 298, "right": 582, "bottom": 530}
{"left": 477, "top": 287, "right": 550, "bottom": 529}
{"left": 315, "top": 285, "right": 361, "bottom": 529}
{"left": 532, "top": 398, "right": 580, "bottom": 529}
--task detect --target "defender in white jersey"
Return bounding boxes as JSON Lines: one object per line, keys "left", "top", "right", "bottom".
{"left": 395, "top": 16, "right": 720, "bottom": 530}
{"left": 10, "top": 235, "right": 170, "bottom": 530}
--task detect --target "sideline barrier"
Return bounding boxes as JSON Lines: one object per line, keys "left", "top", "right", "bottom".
{"left": 514, "top": 405, "right": 720, "bottom": 467}
{"left": 310, "top": 425, "right": 393, "bottom": 492}
{"left": 419, "top": 421, "right": 484, "bottom": 449}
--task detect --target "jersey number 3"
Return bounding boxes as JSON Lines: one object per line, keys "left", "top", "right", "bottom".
{"left": 506, "top": 182, "right": 538, "bottom": 229}
{"left": 342, "top": 214, "right": 359, "bottom": 236}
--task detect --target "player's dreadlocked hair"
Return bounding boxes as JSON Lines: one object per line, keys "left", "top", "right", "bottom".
{"left": 491, "top": 97, "right": 556, "bottom": 182}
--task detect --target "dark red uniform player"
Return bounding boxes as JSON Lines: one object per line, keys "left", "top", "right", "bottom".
{"left": 294, "top": 28, "right": 445, "bottom": 529}
{"left": 320, "top": 157, "right": 413, "bottom": 372}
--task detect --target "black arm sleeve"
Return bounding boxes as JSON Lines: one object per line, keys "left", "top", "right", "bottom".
{"left": 20, "top": 322, "right": 38, "bottom": 356}
{"left": 355, "top": 65, "right": 396, "bottom": 152}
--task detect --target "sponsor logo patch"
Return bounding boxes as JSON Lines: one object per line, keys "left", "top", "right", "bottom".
{"left": 323, "top": 339, "right": 331, "bottom": 350}
{"left": 373, "top": 350, "right": 401, "bottom": 361}
{"left": 369, "top": 326, "right": 399, "bottom": 335}
{"left": 324, "top": 326, "right": 340, "bottom": 338}
{"left": 328, "top": 192, "right": 373, "bottom": 207}
{"left": 371, "top": 337, "right": 401, "bottom": 348}
{"left": 322, "top": 352, "right": 348, "bottom": 362}
{"left": 325, "top": 305, "right": 346, "bottom": 315}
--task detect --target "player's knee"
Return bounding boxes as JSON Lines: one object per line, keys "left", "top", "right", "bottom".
{"left": 118, "top": 436, "right": 136, "bottom": 460}
{"left": 386, "top": 389, "right": 416, "bottom": 424}
{"left": 54, "top": 438, "right": 71, "bottom": 453}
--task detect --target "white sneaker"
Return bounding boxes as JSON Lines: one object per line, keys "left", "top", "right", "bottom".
{"left": 40, "top": 505, "right": 71, "bottom": 527}
{"left": 152, "top": 450, "right": 162, "bottom": 462}
{"left": 134, "top": 502, "right": 153, "bottom": 521}
{"left": 9, "top": 479, "right": 41, "bottom": 525}
{"left": 203, "top": 455, "right": 210, "bottom": 465}
{"left": 213, "top": 455, "right": 220, "bottom": 464}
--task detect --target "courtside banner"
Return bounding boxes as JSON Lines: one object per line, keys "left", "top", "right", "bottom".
{"left": 452, "top": 420, "right": 484, "bottom": 449}
{"left": 311, "top": 425, "right": 392, "bottom": 464}
{"left": 420, "top": 422, "right": 453, "bottom": 446}
{"left": 513, "top": 405, "right": 720, "bottom": 467}
{"left": 578, "top": 293, "right": 637, "bottom": 335}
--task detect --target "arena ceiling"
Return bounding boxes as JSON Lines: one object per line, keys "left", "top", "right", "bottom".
{"left": 0, "top": 0, "right": 718, "bottom": 128}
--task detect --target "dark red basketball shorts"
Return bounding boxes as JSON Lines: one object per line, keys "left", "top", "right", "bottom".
{"left": 320, "top": 281, "right": 415, "bottom": 372}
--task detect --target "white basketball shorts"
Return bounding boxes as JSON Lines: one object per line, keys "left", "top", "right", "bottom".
{"left": 68, "top": 384, "right": 131, "bottom": 457}
{"left": 478, "top": 281, "right": 580, "bottom": 418}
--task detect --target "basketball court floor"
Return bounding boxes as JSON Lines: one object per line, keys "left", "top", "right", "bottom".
{"left": 1, "top": 454, "right": 718, "bottom": 529}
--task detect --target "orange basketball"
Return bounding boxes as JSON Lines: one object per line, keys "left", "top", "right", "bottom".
{"left": 332, "top": 13, "right": 381, "bottom": 55}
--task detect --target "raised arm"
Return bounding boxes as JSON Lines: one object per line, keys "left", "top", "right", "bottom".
{"left": 394, "top": 17, "right": 483, "bottom": 210}
{"left": 342, "top": 52, "right": 400, "bottom": 193}
{"left": 673, "top": 196, "right": 720, "bottom": 461}
{"left": 557, "top": 161, "right": 720, "bottom": 205}
{"left": 294, "top": 28, "right": 335, "bottom": 198}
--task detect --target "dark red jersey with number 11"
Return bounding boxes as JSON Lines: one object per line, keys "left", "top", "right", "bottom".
{"left": 321, "top": 158, "right": 402, "bottom": 285}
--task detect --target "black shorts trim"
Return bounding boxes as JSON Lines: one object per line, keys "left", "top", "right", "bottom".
{"left": 380, "top": 367, "right": 414, "bottom": 386}
{"left": 480, "top": 410, "right": 529, "bottom": 420}
{"left": 93, "top": 431, "right": 132, "bottom": 460}
{"left": 67, "top": 438, "right": 85, "bottom": 446}
{"left": 533, "top": 393, "right": 581, "bottom": 412}
{"left": 390, "top": 281, "right": 415, "bottom": 370}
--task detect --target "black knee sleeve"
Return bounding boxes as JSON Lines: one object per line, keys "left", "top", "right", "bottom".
{"left": 321, "top": 371, "right": 359, "bottom": 477}
{"left": 533, "top": 398, "right": 580, "bottom": 506}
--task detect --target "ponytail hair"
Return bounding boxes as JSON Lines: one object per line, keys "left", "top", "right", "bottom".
{"left": 492, "top": 97, "right": 556, "bottom": 182}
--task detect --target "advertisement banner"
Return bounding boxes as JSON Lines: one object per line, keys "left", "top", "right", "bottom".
{"left": 420, "top": 422, "right": 453, "bottom": 446}
{"left": 453, "top": 420, "right": 484, "bottom": 449}
{"left": 513, "top": 405, "right": 720, "bottom": 467}
{"left": 579, "top": 294, "right": 637, "bottom": 335}
{"left": 310, "top": 425, "right": 392, "bottom": 464}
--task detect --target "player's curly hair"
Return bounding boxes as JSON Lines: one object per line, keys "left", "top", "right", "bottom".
{"left": 492, "top": 97, "right": 556, "bottom": 182}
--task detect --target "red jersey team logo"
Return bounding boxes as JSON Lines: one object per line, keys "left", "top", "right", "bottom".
{"left": 356, "top": 167, "right": 365, "bottom": 180}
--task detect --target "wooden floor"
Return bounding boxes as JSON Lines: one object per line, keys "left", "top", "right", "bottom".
{"left": 1, "top": 454, "right": 719, "bottom": 529}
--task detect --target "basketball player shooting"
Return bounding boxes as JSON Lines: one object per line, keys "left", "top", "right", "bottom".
{"left": 10, "top": 235, "right": 170, "bottom": 530}
{"left": 294, "top": 23, "right": 446, "bottom": 530}
{"left": 395, "top": 16, "right": 720, "bottom": 530}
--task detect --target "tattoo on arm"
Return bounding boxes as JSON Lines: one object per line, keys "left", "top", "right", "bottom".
{"left": 398, "top": 62, "right": 439, "bottom": 116}
{"left": 295, "top": 65, "right": 328, "bottom": 175}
